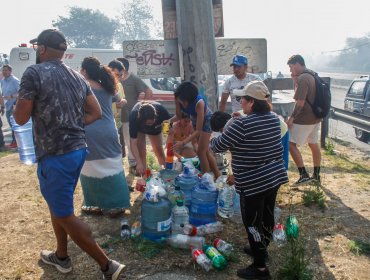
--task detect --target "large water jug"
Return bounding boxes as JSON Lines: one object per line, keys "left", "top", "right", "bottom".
{"left": 230, "top": 191, "right": 243, "bottom": 224}
{"left": 174, "top": 166, "right": 199, "bottom": 209}
{"left": 189, "top": 174, "right": 219, "bottom": 226}
{"left": 159, "top": 169, "right": 180, "bottom": 191}
{"left": 141, "top": 196, "right": 172, "bottom": 242}
{"left": 10, "top": 116, "right": 36, "bottom": 165}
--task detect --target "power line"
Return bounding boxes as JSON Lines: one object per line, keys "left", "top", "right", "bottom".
{"left": 321, "top": 41, "right": 370, "bottom": 54}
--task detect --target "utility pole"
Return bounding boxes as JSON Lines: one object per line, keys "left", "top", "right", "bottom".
{"left": 176, "top": 0, "right": 218, "bottom": 112}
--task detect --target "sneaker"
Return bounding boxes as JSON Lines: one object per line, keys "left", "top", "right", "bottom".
{"left": 40, "top": 250, "right": 72, "bottom": 273}
{"left": 294, "top": 174, "right": 312, "bottom": 185}
{"left": 7, "top": 142, "right": 17, "bottom": 149}
{"left": 237, "top": 264, "right": 271, "bottom": 279}
{"left": 102, "top": 259, "right": 126, "bottom": 280}
{"left": 243, "top": 246, "right": 269, "bottom": 261}
{"left": 311, "top": 174, "right": 321, "bottom": 184}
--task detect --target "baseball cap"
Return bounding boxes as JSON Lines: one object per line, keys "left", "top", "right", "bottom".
{"left": 30, "top": 29, "right": 67, "bottom": 51}
{"left": 230, "top": 55, "right": 248, "bottom": 66}
{"left": 233, "top": 81, "right": 270, "bottom": 100}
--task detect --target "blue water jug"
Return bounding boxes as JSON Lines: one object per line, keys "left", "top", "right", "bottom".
{"left": 189, "top": 174, "right": 219, "bottom": 226}
{"left": 10, "top": 116, "right": 36, "bottom": 165}
{"left": 141, "top": 196, "right": 172, "bottom": 242}
{"left": 174, "top": 166, "right": 199, "bottom": 209}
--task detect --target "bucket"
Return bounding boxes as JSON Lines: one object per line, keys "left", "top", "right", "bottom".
{"left": 10, "top": 116, "right": 36, "bottom": 165}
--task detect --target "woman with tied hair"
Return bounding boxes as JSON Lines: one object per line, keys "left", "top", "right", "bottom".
{"left": 79, "top": 57, "right": 130, "bottom": 217}
{"left": 128, "top": 101, "right": 171, "bottom": 175}
{"left": 210, "top": 81, "right": 288, "bottom": 279}
{"left": 171, "top": 81, "right": 220, "bottom": 178}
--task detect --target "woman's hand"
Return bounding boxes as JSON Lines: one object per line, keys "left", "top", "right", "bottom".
{"left": 116, "top": 98, "right": 127, "bottom": 108}
{"left": 232, "top": 111, "right": 241, "bottom": 118}
{"left": 227, "top": 174, "right": 235, "bottom": 185}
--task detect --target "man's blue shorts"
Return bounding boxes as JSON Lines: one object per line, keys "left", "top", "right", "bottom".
{"left": 37, "top": 148, "right": 87, "bottom": 218}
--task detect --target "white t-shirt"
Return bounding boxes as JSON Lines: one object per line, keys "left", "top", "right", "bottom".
{"left": 222, "top": 74, "right": 261, "bottom": 112}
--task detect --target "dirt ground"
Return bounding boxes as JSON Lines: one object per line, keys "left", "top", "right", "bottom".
{"left": 0, "top": 139, "right": 369, "bottom": 280}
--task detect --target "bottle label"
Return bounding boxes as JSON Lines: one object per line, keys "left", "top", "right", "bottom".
{"left": 205, "top": 246, "right": 220, "bottom": 259}
{"left": 157, "top": 217, "right": 172, "bottom": 232}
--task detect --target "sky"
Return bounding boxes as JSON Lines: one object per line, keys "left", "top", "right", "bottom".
{"left": 2, "top": 0, "right": 370, "bottom": 72}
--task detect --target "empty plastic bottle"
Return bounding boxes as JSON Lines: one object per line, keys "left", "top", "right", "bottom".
{"left": 172, "top": 200, "right": 189, "bottom": 234}
{"left": 120, "top": 218, "right": 131, "bottom": 240}
{"left": 274, "top": 206, "right": 282, "bottom": 225}
{"left": 191, "top": 247, "right": 212, "bottom": 272}
{"left": 215, "top": 170, "right": 228, "bottom": 190}
{"left": 203, "top": 245, "right": 227, "bottom": 270}
{"left": 272, "top": 223, "right": 286, "bottom": 245}
{"left": 174, "top": 166, "right": 199, "bottom": 209}
{"left": 167, "top": 185, "right": 185, "bottom": 208}
{"left": 230, "top": 192, "right": 243, "bottom": 224}
{"left": 131, "top": 218, "right": 142, "bottom": 238}
{"left": 183, "top": 221, "right": 224, "bottom": 236}
{"left": 167, "top": 234, "right": 205, "bottom": 249}
{"left": 285, "top": 215, "right": 299, "bottom": 240}
{"left": 9, "top": 115, "right": 36, "bottom": 165}
{"left": 213, "top": 238, "right": 234, "bottom": 257}
{"left": 217, "top": 183, "right": 236, "bottom": 218}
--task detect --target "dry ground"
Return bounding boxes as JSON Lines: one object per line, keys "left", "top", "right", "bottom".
{"left": 0, "top": 139, "right": 369, "bottom": 280}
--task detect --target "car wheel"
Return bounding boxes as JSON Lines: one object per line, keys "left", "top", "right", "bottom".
{"left": 354, "top": 128, "right": 370, "bottom": 142}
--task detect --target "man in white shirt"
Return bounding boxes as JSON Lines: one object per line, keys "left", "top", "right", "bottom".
{"left": 219, "top": 55, "right": 261, "bottom": 113}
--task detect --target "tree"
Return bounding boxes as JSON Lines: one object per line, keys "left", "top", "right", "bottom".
{"left": 115, "top": 0, "right": 163, "bottom": 43}
{"left": 53, "top": 7, "right": 117, "bottom": 48}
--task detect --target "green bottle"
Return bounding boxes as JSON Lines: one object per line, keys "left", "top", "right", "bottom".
{"left": 285, "top": 215, "right": 299, "bottom": 240}
{"left": 202, "top": 245, "right": 227, "bottom": 270}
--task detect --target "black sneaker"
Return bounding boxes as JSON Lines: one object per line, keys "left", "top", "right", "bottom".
{"left": 237, "top": 264, "right": 271, "bottom": 279}
{"left": 311, "top": 174, "right": 321, "bottom": 184}
{"left": 294, "top": 174, "right": 312, "bottom": 185}
{"left": 243, "top": 246, "right": 269, "bottom": 261}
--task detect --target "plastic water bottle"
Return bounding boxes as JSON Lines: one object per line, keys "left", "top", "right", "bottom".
{"left": 159, "top": 169, "right": 180, "bottom": 189}
{"left": 274, "top": 206, "right": 282, "bottom": 225}
{"left": 9, "top": 115, "right": 36, "bottom": 165}
{"left": 189, "top": 174, "right": 218, "bottom": 226}
{"left": 213, "top": 238, "right": 234, "bottom": 257}
{"left": 174, "top": 166, "right": 199, "bottom": 209}
{"left": 183, "top": 221, "right": 223, "bottom": 236}
{"left": 285, "top": 215, "right": 299, "bottom": 240}
{"left": 167, "top": 185, "right": 185, "bottom": 208}
{"left": 167, "top": 234, "right": 205, "bottom": 249}
{"left": 120, "top": 218, "right": 131, "bottom": 240}
{"left": 273, "top": 223, "right": 286, "bottom": 245}
{"left": 230, "top": 192, "right": 243, "bottom": 224}
{"left": 131, "top": 218, "right": 141, "bottom": 238}
{"left": 191, "top": 248, "right": 212, "bottom": 272}
{"left": 203, "top": 245, "right": 227, "bottom": 270}
{"left": 215, "top": 170, "right": 228, "bottom": 190}
{"left": 171, "top": 200, "right": 189, "bottom": 234}
{"left": 141, "top": 193, "right": 172, "bottom": 242}
{"left": 217, "top": 184, "right": 236, "bottom": 218}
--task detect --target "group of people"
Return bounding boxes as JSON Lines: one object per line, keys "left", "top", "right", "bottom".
{"left": 9, "top": 28, "right": 322, "bottom": 280}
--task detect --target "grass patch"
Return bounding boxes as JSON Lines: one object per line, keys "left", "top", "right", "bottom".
{"left": 348, "top": 239, "right": 370, "bottom": 256}
{"left": 324, "top": 139, "right": 335, "bottom": 155}
{"left": 0, "top": 150, "right": 13, "bottom": 158}
{"left": 277, "top": 235, "right": 313, "bottom": 280}
{"left": 302, "top": 184, "right": 326, "bottom": 209}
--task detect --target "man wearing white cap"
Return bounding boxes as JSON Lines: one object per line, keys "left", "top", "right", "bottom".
{"left": 219, "top": 55, "right": 261, "bottom": 113}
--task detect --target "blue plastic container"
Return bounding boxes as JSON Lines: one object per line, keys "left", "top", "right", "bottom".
{"left": 189, "top": 177, "right": 219, "bottom": 226}
{"left": 10, "top": 116, "right": 36, "bottom": 165}
{"left": 174, "top": 166, "right": 199, "bottom": 209}
{"left": 141, "top": 197, "right": 172, "bottom": 242}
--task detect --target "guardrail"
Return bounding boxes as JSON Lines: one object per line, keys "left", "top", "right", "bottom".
{"left": 330, "top": 107, "right": 370, "bottom": 133}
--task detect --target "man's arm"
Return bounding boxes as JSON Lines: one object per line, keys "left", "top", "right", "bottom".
{"left": 286, "top": 100, "right": 305, "bottom": 128}
{"left": 13, "top": 99, "right": 33, "bottom": 125}
{"left": 84, "top": 94, "right": 102, "bottom": 125}
{"left": 143, "top": 88, "right": 153, "bottom": 100}
{"left": 219, "top": 92, "right": 229, "bottom": 112}
{"left": 0, "top": 95, "right": 4, "bottom": 116}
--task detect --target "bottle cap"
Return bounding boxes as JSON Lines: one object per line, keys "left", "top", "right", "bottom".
{"left": 176, "top": 199, "right": 184, "bottom": 206}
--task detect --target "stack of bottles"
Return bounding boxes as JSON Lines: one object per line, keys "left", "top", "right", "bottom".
{"left": 165, "top": 142, "right": 174, "bottom": 169}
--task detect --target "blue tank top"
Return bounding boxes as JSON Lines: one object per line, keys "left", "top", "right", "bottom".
{"left": 181, "top": 94, "right": 207, "bottom": 118}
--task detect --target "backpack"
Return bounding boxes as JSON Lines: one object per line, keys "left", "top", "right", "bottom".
{"left": 302, "top": 71, "right": 331, "bottom": 118}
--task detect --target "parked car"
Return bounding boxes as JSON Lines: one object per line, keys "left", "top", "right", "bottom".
{"left": 344, "top": 75, "right": 370, "bottom": 142}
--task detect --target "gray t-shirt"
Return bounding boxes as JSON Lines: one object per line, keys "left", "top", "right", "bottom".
{"left": 120, "top": 73, "right": 149, "bottom": 123}
{"left": 223, "top": 74, "right": 261, "bottom": 112}
{"left": 18, "top": 60, "right": 92, "bottom": 159}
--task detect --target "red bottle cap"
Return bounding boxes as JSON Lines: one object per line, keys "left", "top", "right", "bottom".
{"left": 213, "top": 238, "right": 221, "bottom": 247}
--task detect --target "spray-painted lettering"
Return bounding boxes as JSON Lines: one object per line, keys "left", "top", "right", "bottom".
{"left": 125, "top": 50, "right": 175, "bottom": 67}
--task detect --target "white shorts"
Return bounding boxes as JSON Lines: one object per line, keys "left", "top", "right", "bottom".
{"left": 289, "top": 123, "right": 320, "bottom": 145}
